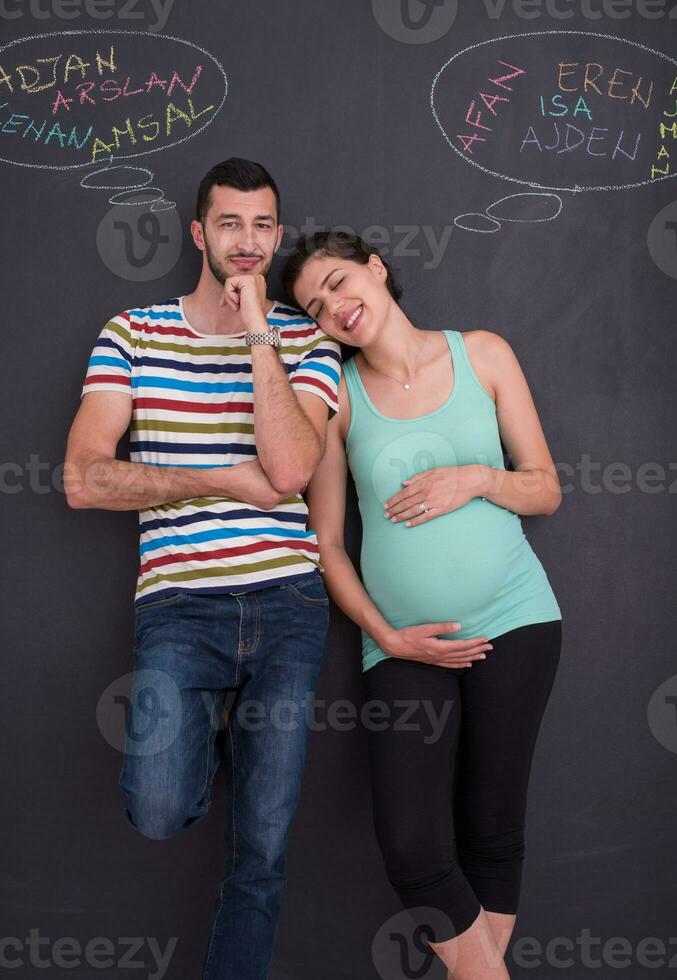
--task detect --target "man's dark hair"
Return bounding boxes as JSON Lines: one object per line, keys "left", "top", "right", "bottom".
{"left": 196, "top": 157, "right": 281, "bottom": 224}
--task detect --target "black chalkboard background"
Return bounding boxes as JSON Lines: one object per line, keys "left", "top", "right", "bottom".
{"left": 2, "top": 3, "right": 676, "bottom": 978}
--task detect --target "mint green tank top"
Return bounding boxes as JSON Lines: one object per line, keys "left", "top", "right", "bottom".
{"left": 343, "top": 329, "right": 562, "bottom": 673}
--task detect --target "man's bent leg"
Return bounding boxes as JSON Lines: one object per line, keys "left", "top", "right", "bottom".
{"left": 119, "top": 592, "right": 240, "bottom": 839}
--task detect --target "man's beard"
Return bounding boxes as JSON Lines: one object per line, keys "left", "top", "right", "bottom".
{"left": 204, "top": 234, "right": 271, "bottom": 285}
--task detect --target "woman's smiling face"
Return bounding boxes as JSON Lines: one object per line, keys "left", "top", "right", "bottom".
{"left": 292, "top": 252, "right": 392, "bottom": 344}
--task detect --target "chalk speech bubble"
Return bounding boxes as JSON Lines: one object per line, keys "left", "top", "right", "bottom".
{"left": 431, "top": 31, "right": 677, "bottom": 193}
{"left": 0, "top": 29, "right": 227, "bottom": 170}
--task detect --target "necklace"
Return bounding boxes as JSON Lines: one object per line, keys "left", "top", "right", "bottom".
{"left": 365, "top": 331, "right": 429, "bottom": 390}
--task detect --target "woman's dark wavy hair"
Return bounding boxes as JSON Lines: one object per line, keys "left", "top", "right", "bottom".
{"left": 281, "top": 230, "right": 403, "bottom": 309}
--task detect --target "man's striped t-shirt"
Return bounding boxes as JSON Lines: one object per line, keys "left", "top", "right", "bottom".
{"left": 80, "top": 296, "right": 342, "bottom": 606}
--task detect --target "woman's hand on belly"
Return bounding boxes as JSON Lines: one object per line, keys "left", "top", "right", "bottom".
{"left": 380, "top": 621, "right": 494, "bottom": 669}
{"left": 383, "top": 464, "right": 491, "bottom": 527}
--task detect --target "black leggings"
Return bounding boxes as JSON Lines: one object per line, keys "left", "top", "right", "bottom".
{"left": 363, "top": 620, "right": 562, "bottom": 941}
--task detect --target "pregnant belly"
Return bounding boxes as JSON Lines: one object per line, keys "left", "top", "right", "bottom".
{"left": 360, "top": 498, "right": 526, "bottom": 626}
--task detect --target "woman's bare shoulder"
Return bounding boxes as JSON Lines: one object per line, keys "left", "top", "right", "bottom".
{"left": 459, "top": 329, "right": 517, "bottom": 403}
{"left": 461, "top": 328, "right": 512, "bottom": 359}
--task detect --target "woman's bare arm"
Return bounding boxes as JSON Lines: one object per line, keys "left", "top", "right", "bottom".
{"left": 468, "top": 330, "right": 563, "bottom": 516}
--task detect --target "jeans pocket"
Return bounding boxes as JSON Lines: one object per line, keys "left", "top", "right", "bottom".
{"left": 287, "top": 574, "right": 329, "bottom": 606}
{"left": 135, "top": 592, "right": 185, "bottom": 614}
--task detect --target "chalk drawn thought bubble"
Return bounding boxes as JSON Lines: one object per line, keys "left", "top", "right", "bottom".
{"left": 0, "top": 29, "right": 227, "bottom": 170}
{"left": 431, "top": 31, "right": 677, "bottom": 193}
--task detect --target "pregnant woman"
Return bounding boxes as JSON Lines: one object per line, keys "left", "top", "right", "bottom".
{"left": 282, "top": 231, "right": 563, "bottom": 979}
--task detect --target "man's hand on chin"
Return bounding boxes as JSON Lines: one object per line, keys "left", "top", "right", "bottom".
{"left": 220, "top": 272, "right": 269, "bottom": 331}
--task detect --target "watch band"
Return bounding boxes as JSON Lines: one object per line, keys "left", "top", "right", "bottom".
{"left": 245, "top": 326, "right": 280, "bottom": 348}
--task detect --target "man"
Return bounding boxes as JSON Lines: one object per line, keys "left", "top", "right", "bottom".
{"left": 64, "top": 158, "right": 342, "bottom": 980}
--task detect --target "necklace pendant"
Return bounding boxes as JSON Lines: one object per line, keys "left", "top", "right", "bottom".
{"left": 404, "top": 383, "right": 410, "bottom": 390}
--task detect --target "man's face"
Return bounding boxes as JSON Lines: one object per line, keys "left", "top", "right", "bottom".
{"left": 198, "top": 184, "right": 283, "bottom": 285}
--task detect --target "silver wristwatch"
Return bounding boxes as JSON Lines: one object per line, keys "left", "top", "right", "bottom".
{"left": 245, "top": 326, "right": 280, "bottom": 348}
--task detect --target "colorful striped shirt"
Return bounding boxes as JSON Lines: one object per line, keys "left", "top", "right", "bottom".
{"left": 80, "top": 296, "right": 342, "bottom": 606}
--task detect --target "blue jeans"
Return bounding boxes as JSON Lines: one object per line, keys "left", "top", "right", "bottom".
{"left": 118, "top": 570, "right": 330, "bottom": 980}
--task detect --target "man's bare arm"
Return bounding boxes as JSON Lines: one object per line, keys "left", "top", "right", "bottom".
{"left": 249, "top": 344, "right": 327, "bottom": 493}
{"left": 64, "top": 391, "right": 288, "bottom": 511}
